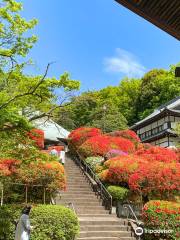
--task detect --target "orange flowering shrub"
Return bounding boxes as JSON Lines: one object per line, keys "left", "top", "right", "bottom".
{"left": 18, "top": 161, "right": 66, "bottom": 191}
{"left": 100, "top": 155, "right": 142, "bottom": 183}
{"left": 79, "top": 135, "right": 135, "bottom": 157}
{"left": 27, "top": 129, "right": 44, "bottom": 149}
{"left": 135, "top": 145, "right": 178, "bottom": 163}
{"left": 0, "top": 158, "right": 21, "bottom": 177}
{"left": 108, "top": 129, "right": 140, "bottom": 143}
{"left": 142, "top": 200, "right": 180, "bottom": 240}
{"left": 68, "top": 127, "right": 102, "bottom": 149}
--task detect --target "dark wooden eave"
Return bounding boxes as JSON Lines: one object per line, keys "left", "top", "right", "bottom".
{"left": 115, "top": 0, "right": 180, "bottom": 40}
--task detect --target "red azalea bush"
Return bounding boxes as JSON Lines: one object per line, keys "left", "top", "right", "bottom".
{"left": 68, "top": 127, "right": 102, "bottom": 149}
{"left": 0, "top": 158, "right": 21, "bottom": 176}
{"left": 28, "top": 129, "right": 44, "bottom": 149}
{"left": 135, "top": 145, "right": 178, "bottom": 163}
{"left": 100, "top": 155, "right": 180, "bottom": 200}
{"left": 105, "top": 149, "right": 128, "bottom": 160}
{"left": 100, "top": 155, "right": 142, "bottom": 183}
{"left": 108, "top": 129, "right": 140, "bottom": 143}
{"left": 79, "top": 135, "right": 135, "bottom": 157}
{"left": 142, "top": 200, "right": 180, "bottom": 240}
{"left": 129, "top": 161, "right": 180, "bottom": 199}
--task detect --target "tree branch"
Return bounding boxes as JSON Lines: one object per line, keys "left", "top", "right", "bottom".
{"left": 0, "top": 63, "right": 52, "bottom": 110}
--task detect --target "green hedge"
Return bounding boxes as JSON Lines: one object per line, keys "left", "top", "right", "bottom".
{"left": 0, "top": 204, "right": 79, "bottom": 240}
{"left": 107, "top": 185, "right": 129, "bottom": 202}
{"left": 142, "top": 200, "right": 180, "bottom": 240}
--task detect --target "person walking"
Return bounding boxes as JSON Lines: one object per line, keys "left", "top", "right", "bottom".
{"left": 15, "top": 206, "right": 33, "bottom": 240}
{"left": 60, "top": 150, "right": 65, "bottom": 165}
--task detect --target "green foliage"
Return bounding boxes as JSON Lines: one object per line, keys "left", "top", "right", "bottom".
{"left": 143, "top": 200, "right": 180, "bottom": 240}
{"left": 138, "top": 67, "right": 180, "bottom": 119}
{"left": 57, "top": 65, "right": 180, "bottom": 128}
{"left": 85, "top": 156, "right": 104, "bottom": 172}
{"left": 0, "top": 0, "right": 38, "bottom": 69}
{"left": 0, "top": 204, "right": 79, "bottom": 240}
{"left": 107, "top": 185, "right": 129, "bottom": 201}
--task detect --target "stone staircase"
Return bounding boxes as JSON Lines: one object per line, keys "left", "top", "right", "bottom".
{"left": 56, "top": 156, "right": 136, "bottom": 240}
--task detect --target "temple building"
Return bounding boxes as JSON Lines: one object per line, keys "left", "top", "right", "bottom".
{"left": 131, "top": 97, "right": 180, "bottom": 147}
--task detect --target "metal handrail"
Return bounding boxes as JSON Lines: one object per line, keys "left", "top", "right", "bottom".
{"left": 123, "top": 203, "right": 140, "bottom": 223}
{"left": 73, "top": 153, "right": 112, "bottom": 214}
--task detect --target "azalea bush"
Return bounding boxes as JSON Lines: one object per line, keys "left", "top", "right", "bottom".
{"left": 142, "top": 200, "right": 180, "bottom": 240}
{"left": 68, "top": 127, "right": 102, "bottom": 150}
{"left": 135, "top": 145, "right": 178, "bottom": 163}
{"left": 100, "top": 155, "right": 180, "bottom": 201}
{"left": 129, "top": 161, "right": 180, "bottom": 200}
{"left": 27, "top": 129, "right": 44, "bottom": 149}
{"left": 79, "top": 135, "right": 135, "bottom": 157}
{"left": 0, "top": 130, "right": 66, "bottom": 204}
{"left": 105, "top": 149, "right": 128, "bottom": 160}
{"left": 0, "top": 204, "right": 79, "bottom": 240}
{"left": 100, "top": 155, "right": 142, "bottom": 184}
{"left": 108, "top": 129, "right": 140, "bottom": 143}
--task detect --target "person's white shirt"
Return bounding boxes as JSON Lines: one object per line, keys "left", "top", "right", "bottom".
{"left": 60, "top": 151, "right": 65, "bottom": 164}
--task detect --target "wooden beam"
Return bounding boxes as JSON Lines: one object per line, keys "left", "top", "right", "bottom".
{"left": 115, "top": 0, "right": 180, "bottom": 40}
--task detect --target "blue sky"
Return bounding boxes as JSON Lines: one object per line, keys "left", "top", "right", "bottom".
{"left": 22, "top": 0, "right": 180, "bottom": 92}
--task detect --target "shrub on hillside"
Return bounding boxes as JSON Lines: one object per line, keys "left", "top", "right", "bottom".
{"left": 68, "top": 127, "right": 102, "bottom": 150}
{"left": 79, "top": 135, "right": 135, "bottom": 157}
{"left": 0, "top": 204, "right": 79, "bottom": 240}
{"left": 129, "top": 161, "right": 180, "bottom": 200}
{"left": 27, "top": 129, "right": 44, "bottom": 149}
{"left": 85, "top": 156, "right": 104, "bottom": 172}
{"left": 100, "top": 155, "right": 180, "bottom": 201}
{"left": 105, "top": 149, "right": 128, "bottom": 160}
{"left": 108, "top": 130, "right": 140, "bottom": 143}
{"left": 107, "top": 185, "right": 129, "bottom": 202}
{"left": 100, "top": 155, "right": 142, "bottom": 184}
{"left": 18, "top": 161, "right": 66, "bottom": 192}
{"left": 135, "top": 145, "right": 178, "bottom": 163}
{"left": 142, "top": 200, "right": 180, "bottom": 240}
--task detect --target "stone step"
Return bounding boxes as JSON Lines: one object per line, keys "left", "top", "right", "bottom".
{"left": 58, "top": 198, "right": 100, "bottom": 203}
{"left": 77, "top": 238, "right": 135, "bottom": 240}
{"left": 79, "top": 219, "right": 127, "bottom": 226}
{"left": 75, "top": 208, "right": 108, "bottom": 216}
{"left": 60, "top": 192, "right": 97, "bottom": 196}
{"left": 80, "top": 225, "right": 130, "bottom": 231}
{"left": 78, "top": 214, "right": 117, "bottom": 218}
{"left": 57, "top": 201, "right": 102, "bottom": 207}
{"left": 76, "top": 237, "right": 119, "bottom": 240}
{"left": 79, "top": 231, "right": 132, "bottom": 238}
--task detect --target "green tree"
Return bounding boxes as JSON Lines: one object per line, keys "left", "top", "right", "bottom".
{"left": 138, "top": 66, "right": 180, "bottom": 119}
{"left": 0, "top": 0, "right": 80, "bottom": 130}
{"left": 90, "top": 103, "right": 127, "bottom": 133}
{"left": 0, "top": 0, "right": 37, "bottom": 67}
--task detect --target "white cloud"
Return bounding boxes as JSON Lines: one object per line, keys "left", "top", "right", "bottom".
{"left": 104, "top": 48, "right": 146, "bottom": 77}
